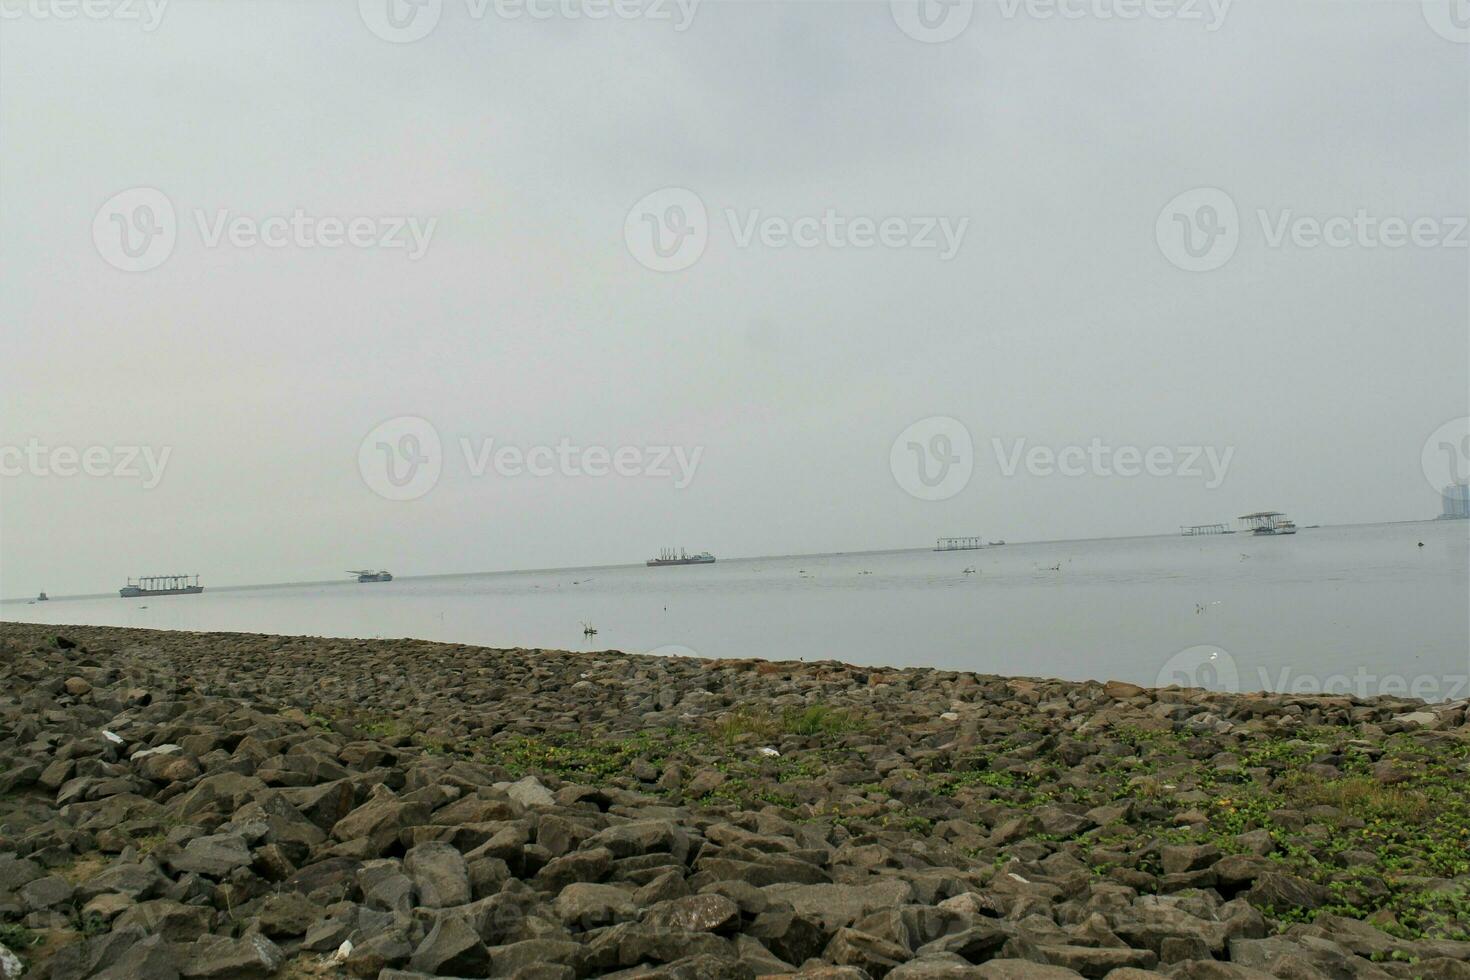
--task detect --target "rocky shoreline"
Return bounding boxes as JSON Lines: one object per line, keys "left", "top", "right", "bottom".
{"left": 1, "top": 622, "right": 1467, "bottom": 980}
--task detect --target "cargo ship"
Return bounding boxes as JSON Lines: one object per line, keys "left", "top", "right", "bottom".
{"left": 349, "top": 569, "right": 394, "bottom": 582}
{"left": 646, "top": 548, "right": 715, "bottom": 567}
{"left": 119, "top": 574, "right": 203, "bottom": 598}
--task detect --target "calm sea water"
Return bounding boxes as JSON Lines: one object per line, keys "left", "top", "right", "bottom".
{"left": 6, "top": 521, "right": 1468, "bottom": 699}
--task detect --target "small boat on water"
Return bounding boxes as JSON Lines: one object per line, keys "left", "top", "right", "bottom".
{"left": 36, "top": 592, "right": 48, "bottom": 601}
{"left": 349, "top": 569, "right": 394, "bottom": 583}
{"left": 1239, "top": 512, "right": 1298, "bottom": 536}
{"left": 120, "top": 575, "right": 203, "bottom": 598}
{"left": 647, "top": 548, "right": 715, "bottom": 567}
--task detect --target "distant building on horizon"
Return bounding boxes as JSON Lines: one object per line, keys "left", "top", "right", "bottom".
{"left": 1443, "top": 483, "right": 1470, "bottom": 520}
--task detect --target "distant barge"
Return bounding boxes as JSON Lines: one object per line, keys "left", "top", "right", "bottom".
{"left": 647, "top": 549, "right": 715, "bottom": 567}
{"left": 935, "top": 537, "right": 986, "bottom": 552}
{"left": 349, "top": 569, "right": 394, "bottom": 583}
{"left": 1181, "top": 523, "right": 1234, "bottom": 536}
{"left": 120, "top": 574, "right": 203, "bottom": 598}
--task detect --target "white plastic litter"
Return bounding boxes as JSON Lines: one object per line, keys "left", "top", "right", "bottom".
{"left": 325, "top": 940, "right": 353, "bottom": 965}
{"left": 0, "top": 942, "right": 24, "bottom": 979}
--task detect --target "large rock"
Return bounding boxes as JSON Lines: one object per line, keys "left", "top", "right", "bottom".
{"left": 505, "top": 776, "right": 555, "bottom": 808}
{"left": 409, "top": 915, "right": 490, "bottom": 976}
{"left": 91, "top": 935, "right": 181, "bottom": 980}
{"left": 20, "top": 874, "right": 75, "bottom": 910}
{"left": 487, "top": 938, "right": 586, "bottom": 975}
{"left": 1245, "top": 872, "right": 1331, "bottom": 913}
{"left": 404, "top": 842, "right": 471, "bottom": 908}
{"left": 535, "top": 847, "right": 614, "bottom": 890}
{"left": 585, "top": 820, "right": 691, "bottom": 862}
{"left": 331, "top": 793, "right": 431, "bottom": 854}
{"left": 1037, "top": 943, "right": 1159, "bottom": 975}
{"left": 763, "top": 879, "right": 916, "bottom": 932}
{"left": 359, "top": 861, "right": 417, "bottom": 915}
{"left": 255, "top": 891, "right": 319, "bottom": 937}
{"left": 0, "top": 856, "right": 43, "bottom": 893}
{"left": 1160, "top": 843, "right": 1220, "bottom": 876}
{"left": 170, "top": 834, "right": 252, "bottom": 878}
{"left": 173, "top": 773, "right": 269, "bottom": 819}
{"left": 975, "top": 961, "right": 1089, "bottom": 979}
{"left": 279, "top": 779, "right": 357, "bottom": 830}
{"left": 554, "top": 882, "right": 638, "bottom": 928}
{"left": 113, "top": 900, "right": 214, "bottom": 941}
{"left": 825, "top": 928, "right": 910, "bottom": 976}
{"left": 178, "top": 934, "right": 284, "bottom": 979}
{"left": 644, "top": 893, "right": 741, "bottom": 933}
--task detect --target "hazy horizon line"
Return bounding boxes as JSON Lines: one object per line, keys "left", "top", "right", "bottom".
{"left": 3, "top": 514, "right": 1459, "bottom": 604}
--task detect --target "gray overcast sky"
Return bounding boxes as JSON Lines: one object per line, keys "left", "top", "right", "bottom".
{"left": 1, "top": 0, "right": 1466, "bottom": 595}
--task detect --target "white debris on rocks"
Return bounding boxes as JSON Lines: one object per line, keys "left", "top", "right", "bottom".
{"left": 0, "top": 942, "right": 23, "bottom": 980}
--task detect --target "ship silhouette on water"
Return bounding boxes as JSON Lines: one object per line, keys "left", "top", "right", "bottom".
{"left": 647, "top": 548, "right": 715, "bottom": 567}
{"left": 120, "top": 574, "right": 203, "bottom": 598}
{"left": 349, "top": 569, "right": 394, "bottom": 583}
